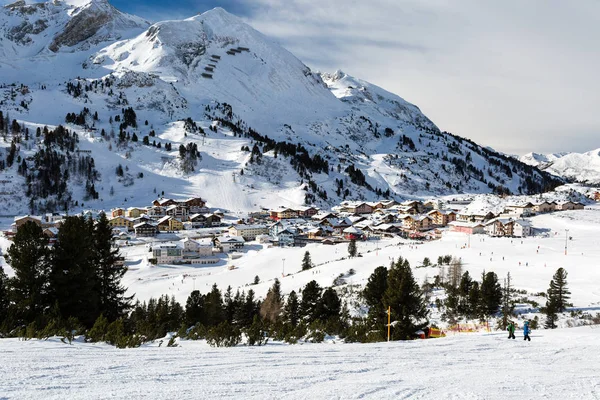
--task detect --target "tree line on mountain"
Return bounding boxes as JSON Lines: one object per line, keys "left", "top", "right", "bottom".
{"left": 0, "top": 239, "right": 432, "bottom": 347}
{"left": 0, "top": 233, "right": 576, "bottom": 347}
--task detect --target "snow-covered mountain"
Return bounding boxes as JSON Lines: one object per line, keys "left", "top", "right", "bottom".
{"left": 520, "top": 150, "right": 600, "bottom": 184}
{"left": 0, "top": 2, "right": 564, "bottom": 215}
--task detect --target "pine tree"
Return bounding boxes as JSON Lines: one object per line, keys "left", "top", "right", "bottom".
{"left": 457, "top": 271, "right": 473, "bottom": 316}
{"left": 185, "top": 290, "right": 205, "bottom": 326}
{"left": 51, "top": 216, "right": 99, "bottom": 327}
{"left": 383, "top": 257, "right": 429, "bottom": 340}
{"left": 283, "top": 290, "right": 299, "bottom": 327}
{"left": 94, "top": 213, "right": 131, "bottom": 321}
{"left": 6, "top": 221, "right": 51, "bottom": 325}
{"left": 203, "top": 284, "right": 224, "bottom": 327}
{"left": 223, "top": 286, "right": 235, "bottom": 324}
{"left": 241, "top": 289, "right": 259, "bottom": 327}
{"left": 301, "top": 251, "right": 313, "bottom": 271}
{"left": 480, "top": 271, "right": 502, "bottom": 317}
{"left": 318, "top": 287, "right": 341, "bottom": 322}
{"left": 467, "top": 281, "right": 481, "bottom": 320}
{"left": 348, "top": 239, "right": 357, "bottom": 258}
{"left": 0, "top": 265, "right": 9, "bottom": 329}
{"left": 544, "top": 291, "right": 558, "bottom": 329}
{"left": 548, "top": 268, "right": 570, "bottom": 313}
{"left": 363, "top": 266, "right": 388, "bottom": 328}
{"left": 300, "top": 280, "right": 322, "bottom": 323}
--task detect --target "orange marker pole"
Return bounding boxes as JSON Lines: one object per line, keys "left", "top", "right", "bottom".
{"left": 387, "top": 306, "right": 391, "bottom": 342}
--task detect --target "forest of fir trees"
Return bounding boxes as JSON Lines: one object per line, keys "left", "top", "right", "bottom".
{"left": 0, "top": 224, "right": 573, "bottom": 347}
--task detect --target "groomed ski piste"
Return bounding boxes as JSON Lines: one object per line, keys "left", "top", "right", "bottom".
{"left": 0, "top": 327, "right": 599, "bottom": 399}
{"left": 1, "top": 206, "right": 600, "bottom": 398}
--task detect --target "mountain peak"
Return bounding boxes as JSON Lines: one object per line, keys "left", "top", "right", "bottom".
{"left": 47, "top": 0, "right": 148, "bottom": 52}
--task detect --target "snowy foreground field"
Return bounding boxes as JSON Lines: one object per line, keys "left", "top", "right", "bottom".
{"left": 1, "top": 327, "right": 600, "bottom": 399}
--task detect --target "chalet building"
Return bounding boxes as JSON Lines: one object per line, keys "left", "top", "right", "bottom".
{"left": 42, "top": 227, "right": 59, "bottom": 242}
{"left": 132, "top": 215, "right": 152, "bottom": 225}
{"left": 344, "top": 202, "right": 373, "bottom": 214}
{"left": 152, "top": 239, "right": 218, "bottom": 265}
{"left": 111, "top": 208, "right": 125, "bottom": 218}
{"left": 12, "top": 216, "right": 43, "bottom": 232}
{"left": 189, "top": 214, "right": 207, "bottom": 228}
{"left": 555, "top": 201, "right": 576, "bottom": 211}
{"left": 229, "top": 224, "right": 269, "bottom": 240}
{"left": 275, "top": 229, "right": 297, "bottom": 247}
{"left": 134, "top": 222, "right": 158, "bottom": 237}
{"left": 181, "top": 197, "right": 207, "bottom": 209}
{"left": 368, "top": 200, "right": 398, "bottom": 210}
{"left": 505, "top": 203, "right": 534, "bottom": 217}
{"left": 311, "top": 212, "right": 337, "bottom": 221}
{"left": 126, "top": 207, "right": 147, "bottom": 218}
{"left": 322, "top": 218, "right": 352, "bottom": 234}
{"left": 164, "top": 205, "right": 189, "bottom": 221}
{"left": 484, "top": 218, "right": 515, "bottom": 237}
{"left": 448, "top": 221, "right": 485, "bottom": 235}
{"left": 157, "top": 216, "right": 172, "bottom": 232}
{"left": 152, "top": 244, "right": 182, "bottom": 264}
{"left": 427, "top": 210, "right": 457, "bottom": 226}
{"left": 269, "top": 208, "right": 299, "bottom": 220}
{"left": 147, "top": 206, "right": 166, "bottom": 218}
{"left": 108, "top": 216, "right": 135, "bottom": 231}
{"left": 457, "top": 211, "right": 497, "bottom": 223}
{"left": 343, "top": 226, "right": 364, "bottom": 240}
{"left": 400, "top": 200, "right": 425, "bottom": 214}
{"left": 181, "top": 237, "right": 213, "bottom": 257}
{"left": 153, "top": 198, "right": 177, "bottom": 207}
{"left": 401, "top": 215, "right": 433, "bottom": 231}
{"left": 44, "top": 213, "right": 64, "bottom": 224}
{"left": 295, "top": 206, "right": 319, "bottom": 218}
{"left": 513, "top": 220, "right": 533, "bottom": 237}
{"left": 269, "top": 221, "right": 289, "bottom": 237}
{"left": 205, "top": 214, "right": 222, "bottom": 226}
{"left": 532, "top": 201, "right": 555, "bottom": 214}
{"left": 307, "top": 227, "right": 324, "bottom": 239}
{"left": 368, "top": 223, "right": 402, "bottom": 236}
{"left": 424, "top": 200, "right": 442, "bottom": 211}
{"left": 214, "top": 236, "right": 245, "bottom": 252}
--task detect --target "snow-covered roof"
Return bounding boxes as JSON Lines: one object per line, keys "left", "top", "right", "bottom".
{"left": 217, "top": 235, "right": 245, "bottom": 243}
{"left": 133, "top": 222, "right": 156, "bottom": 228}
{"left": 343, "top": 226, "right": 363, "bottom": 234}
{"left": 231, "top": 224, "right": 267, "bottom": 229}
{"left": 448, "top": 221, "right": 484, "bottom": 228}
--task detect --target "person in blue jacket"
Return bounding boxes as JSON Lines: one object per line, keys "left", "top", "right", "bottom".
{"left": 523, "top": 320, "right": 531, "bottom": 341}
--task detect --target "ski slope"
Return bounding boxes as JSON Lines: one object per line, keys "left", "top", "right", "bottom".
{"left": 1, "top": 326, "right": 599, "bottom": 399}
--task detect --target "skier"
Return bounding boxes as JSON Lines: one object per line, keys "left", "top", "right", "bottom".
{"left": 523, "top": 320, "right": 531, "bottom": 341}
{"left": 507, "top": 321, "right": 516, "bottom": 339}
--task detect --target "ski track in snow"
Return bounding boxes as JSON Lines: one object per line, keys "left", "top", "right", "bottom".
{"left": 1, "top": 327, "right": 600, "bottom": 399}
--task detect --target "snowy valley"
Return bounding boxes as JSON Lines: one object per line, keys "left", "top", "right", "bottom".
{"left": 1, "top": 1, "right": 600, "bottom": 399}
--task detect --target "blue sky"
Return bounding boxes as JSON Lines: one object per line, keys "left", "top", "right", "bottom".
{"left": 111, "top": 0, "right": 600, "bottom": 155}
{"left": 111, "top": 0, "right": 255, "bottom": 21}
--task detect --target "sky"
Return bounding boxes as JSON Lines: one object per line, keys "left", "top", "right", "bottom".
{"left": 112, "top": 0, "right": 600, "bottom": 156}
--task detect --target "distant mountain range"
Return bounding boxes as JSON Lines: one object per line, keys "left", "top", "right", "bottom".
{"left": 520, "top": 150, "right": 600, "bottom": 185}
{"left": 0, "top": 0, "right": 564, "bottom": 215}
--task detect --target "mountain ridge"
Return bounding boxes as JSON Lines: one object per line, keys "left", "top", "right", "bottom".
{"left": 0, "top": 4, "right": 564, "bottom": 215}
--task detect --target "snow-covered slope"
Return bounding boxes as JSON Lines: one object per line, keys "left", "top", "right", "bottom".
{"left": 0, "top": 4, "right": 564, "bottom": 216}
{"left": 2, "top": 327, "right": 600, "bottom": 399}
{"left": 521, "top": 149, "right": 600, "bottom": 184}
